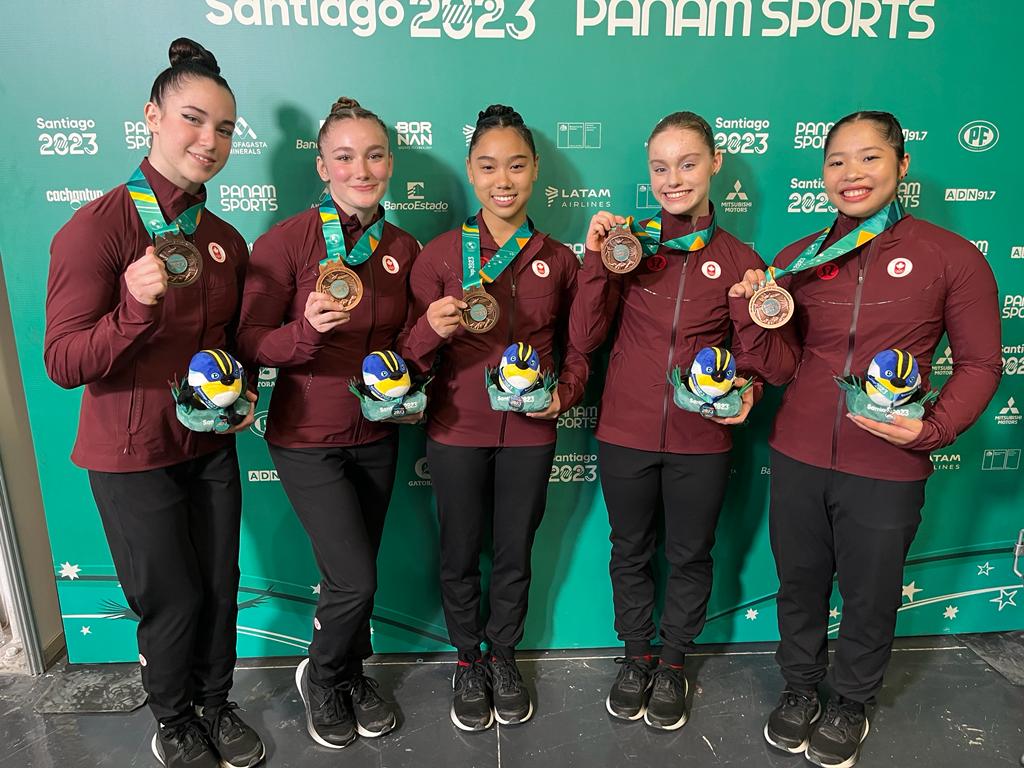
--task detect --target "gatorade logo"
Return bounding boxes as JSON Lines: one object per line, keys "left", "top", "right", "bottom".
{"left": 887, "top": 258, "right": 912, "bottom": 278}
{"left": 532, "top": 260, "right": 550, "bottom": 278}
{"left": 817, "top": 263, "right": 839, "bottom": 281}
{"left": 382, "top": 254, "right": 399, "bottom": 274}
{"left": 702, "top": 261, "right": 721, "bottom": 280}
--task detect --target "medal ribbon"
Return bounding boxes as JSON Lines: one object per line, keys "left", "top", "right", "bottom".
{"left": 768, "top": 200, "right": 905, "bottom": 282}
{"left": 318, "top": 198, "right": 385, "bottom": 270}
{"left": 627, "top": 210, "right": 717, "bottom": 257}
{"left": 126, "top": 166, "right": 204, "bottom": 239}
{"left": 461, "top": 215, "right": 534, "bottom": 291}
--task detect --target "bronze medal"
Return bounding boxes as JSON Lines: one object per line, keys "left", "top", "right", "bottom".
{"left": 749, "top": 284, "right": 795, "bottom": 329}
{"left": 460, "top": 286, "right": 500, "bottom": 334}
{"left": 601, "top": 226, "right": 643, "bottom": 274}
{"left": 316, "top": 264, "right": 363, "bottom": 311}
{"left": 154, "top": 233, "right": 202, "bottom": 287}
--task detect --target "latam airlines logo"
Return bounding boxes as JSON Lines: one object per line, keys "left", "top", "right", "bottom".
{"left": 958, "top": 121, "right": 999, "bottom": 152}
{"left": 557, "top": 121, "right": 602, "bottom": 149}
{"left": 545, "top": 186, "right": 611, "bottom": 209}
{"left": 232, "top": 117, "right": 267, "bottom": 156}
{"left": 395, "top": 121, "right": 432, "bottom": 148}
{"left": 929, "top": 452, "right": 961, "bottom": 471}
{"left": 945, "top": 188, "right": 996, "bottom": 202}
{"left": 995, "top": 397, "right": 1021, "bottom": 426}
{"left": 722, "top": 180, "right": 752, "bottom": 214}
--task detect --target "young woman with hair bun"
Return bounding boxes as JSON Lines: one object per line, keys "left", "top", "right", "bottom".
{"left": 731, "top": 110, "right": 1002, "bottom": 768}
{"left": 570, "top": 110, "right": 791, "bottom": 731}
{"left": 399, "top": 104, "right": 589, "bottom": 732}
{"left": 237, "top": 96, "right": 420, "bottom": 749}
{"left": 44, "top": 38, "right": 264, "bottom": 768}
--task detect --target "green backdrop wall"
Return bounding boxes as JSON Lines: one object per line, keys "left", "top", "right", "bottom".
{"left": 0, "top": 1, "right": 1021, "bottom": 663}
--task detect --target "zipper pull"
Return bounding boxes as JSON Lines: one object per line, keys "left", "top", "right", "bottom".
{"left": 512, "top": 282, "right": 517, "bottom": 299}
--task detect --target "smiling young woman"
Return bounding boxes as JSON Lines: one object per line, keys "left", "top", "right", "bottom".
{"left": 569, "top": 110, "right": 792, "bottom": 732}
{"left": 43, "top": 38, "right": 264, "bottom": 768}
{"left": 728, "top": 111, "right": 1003, "bottom": 768}
{"left": 398, "top": 104, "right": 589, "bottom": 732}
{"left": 236, "top": 97, "right": 420, "bottom": 750}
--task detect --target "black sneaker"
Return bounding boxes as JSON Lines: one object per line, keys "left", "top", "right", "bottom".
{"left": 764, "top": 688, "right": 822, "bottom": 753}
{"left": 346, "top": 673, "right": 398, "bottom": 738}
{"left": 295, "top": 658, "right": 357, "bottom": 749}
{"left": 605, "top": 656, "right": 655, "bottom": 720}
{"left": 151, "top": 719, "right": 220, "bottom": 767}
{"left": 488, "top": 655, "right": 533, "bottom": 725}
{"left": 806, "top": 696, "right": 870, "bottom": 768}
{"left": 450, "top": 659, "right": 494, "bottom": 731}
{"left": 198, "top": 702, "right": 265, "bottom": 768}
{"left": 643, "top": 664, "right": 689, "bottom": 730}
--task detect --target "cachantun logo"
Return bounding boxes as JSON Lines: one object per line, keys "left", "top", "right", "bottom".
{"left": 995, "top": 397, "right": 1021, "bottom": 426}
{"left": 384, "top": 180, "right": 448, "bottom": 212}
{"left": 557, "top": 121, "right": 602, "bottom": 149}
{"left": 45, "top": 187, "right": 103, "bottom": 209}
{"left": 722, "top": 180, "right": 752, "bottom": 214}
{"left": 958, "top": 120, "right": 999, "bottom": 152}
{"left": 395, "top": 121, "right": 432, "bottom": 148}
{"left": 545, "top": 186, "right": 611, "bottom": 209}
{"left": 232, "top": 117, "right": 268, "bottom": 156}
{"left": 219, "top": 183, "right": 278, "bottom": 213}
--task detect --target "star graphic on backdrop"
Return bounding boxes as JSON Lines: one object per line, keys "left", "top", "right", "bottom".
{"left": 745, "top": 609, "right": 758, "bottom": 621}
{"left": 901, "top": 582, "right": 923, "bottom": 602}
{"left": 80, "top": 626, "right": 91, "bottom": 636}
{"left": 990, "top": 588, "right": 1018, "bottom": 612}
{"left": 943, "top": 605, "right": 959, "bottom": 620}
{"left": 59, "top": 562, "right": 81, "bottom": 580}
{"left": 311, "top": 584, "right": 321, "bottom": 595}
{"left": 977, "top": 562, "right": 994, "bottom": 576}
{"left": 829, "top": 608, "right": 841, "bottom": 619}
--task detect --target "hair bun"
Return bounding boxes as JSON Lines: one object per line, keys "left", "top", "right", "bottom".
{"left": 168, "top": 38, "right": 220, "bottom": 74}
{"left": 477, "top": 105, "right": 520, "bottom": 125}
{"left": 331, "top": 97, "right": 362, "bottom": 115}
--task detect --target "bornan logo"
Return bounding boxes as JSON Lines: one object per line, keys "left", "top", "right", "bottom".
{"left": 219, "top": 183, "right": 278, "bottom": 213}
{"left": 232, "top": 117, "right": 268, "bottom": 156}
{"left": 945, "top": 188, "right": 996, "bottom": 202}
{"left": 981, "top": 449, "right": 1021, "bottom": 471}
{"left": 37, "top": 116, "right": 98, "bottom": 156}
{"left": 714, "top": 117, "right": 769, "bottom": 155}
{"left": 958, "top": 120, "right": 999, "bottom": 152}
{"left": 385, "top": 180, "right": 448, "bottom": 212}
{"left": 995, "top": 397, "right": 1021, "bottom": 426}
{"left": 395, "top": 121, "right": 432, "bottom": 148}
{"left": 45, "top": 188, "right": 103, "bottom": 209}
{"left": 557, "top": 121, "right": 602, "bottom": 149}
{"left": 546, "top": 186, "right": 611, "bottom": 209}
{"left": 722, "top": 180, "right": 752, "bottom": 214}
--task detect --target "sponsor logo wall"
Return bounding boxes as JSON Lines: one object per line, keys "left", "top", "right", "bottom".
{"left": 1, "top": 2, "right": 1020, "bottom": 663}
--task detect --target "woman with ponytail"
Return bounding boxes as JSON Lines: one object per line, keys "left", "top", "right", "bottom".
{"left": 399, "top": 104, "right": 588, "bottom": 732}
{"left": 237, "top": 97, "right": 420, "bottom": 749}
{"left": 44, "top": 39, "right": 264, "bottom": 768}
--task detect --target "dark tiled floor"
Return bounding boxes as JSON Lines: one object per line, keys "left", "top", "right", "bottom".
{"left": 2, "top": 637, "right": 1022, "bottom": 767}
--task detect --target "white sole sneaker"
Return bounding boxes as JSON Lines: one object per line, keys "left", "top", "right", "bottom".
{"left": 295, "top": 658, "right": 355, "bottom": 749}
{"left": 643, "top": 678, "right": 689, "bottom": 730}
{"left": 605, "top": 694, "right": 646, "bottom": 721}
{"left": 805, "top": 718, "right": 870, "bottom": 768}
{"left": 494, "top": 698, "right": 534, "bottom": 726}
{"left": 151, "top": 733, "right": 165, "bottom": 765}
{"left": 449, "top": 702, "right": 494, "bottom": 731}
{"left": 764, "top": 701, "right": 822, "bottom": 753}
{"left": 356, "top": 715, "right": 397, "bottom": 739}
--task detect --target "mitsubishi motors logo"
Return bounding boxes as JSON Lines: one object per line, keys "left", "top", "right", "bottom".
{"left": 933, "top": 346, "right": 953, "bottom": 376}
{"left": 723, "top": 180, "right": 752, "bottom": 214}
{"left": 996, "top": 397, "right": 1021, "bottom": 426}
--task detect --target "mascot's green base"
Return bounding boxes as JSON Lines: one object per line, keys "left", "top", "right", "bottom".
{"left": 486, "top": 368, "right": 556, "bottom": 413}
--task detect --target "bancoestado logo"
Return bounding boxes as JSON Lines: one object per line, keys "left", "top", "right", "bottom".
{"left": 1003, "top": 295, "right": 1024, "bottom": 320}
{"left": 219, "top": 183, "right": 278, "bottom": 212}
{"left": 205, "top": 0, "right": 537, "bottom": 39}
{"left": 395, "top": 121, "right": 432, "bottom": 148}
{"left": 549, "top": 453, "right": 598, "bottom": 483}
{"left": 384, "top": 180, "right": 449, "bottom": 212}
{"left": 958, "top": 120, "right": 999, "bottom": 152}
{"left": 546, "top": 186, "right": 611, "bottom": 209}
{"left": 45, "top": 188, "right": 103, "bottom": 209}
{"left": 576, "top": 0, "right": 936, "bottom": 38}
{"left": 557, "top": 121, "right": 602, "bottom": 149}
{"left": 557, "top": 405, "right": 598, "bottom": 430}
{"left": 714, "top": 117, "right": 769, "bottom": 155}
{"left": 787, "top": 178, "right": 834, "bottom": 214}
{"left": 36, "top": 117, "right": 98, "bottom": 156}
{"left": 1003, "top": 344, "right": 1024, "bottom": 375}
{"left": 945, "top": 188, "right": 996, "bottom": 202}
{"left": 793, "top": 121, "right": 927, "bottom": 150}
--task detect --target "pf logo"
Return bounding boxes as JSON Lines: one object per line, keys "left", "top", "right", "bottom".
{"left": 532, "top": 260, "right": 550, "bottom": 278}
{"left": 701, "top": 260, "right": 721, "bottom": 279}
{"left": 817, "top": 263, "right": 839, "bottom": 281}
{"left": 887, "top": 258, "right": 913, "bottom": 278}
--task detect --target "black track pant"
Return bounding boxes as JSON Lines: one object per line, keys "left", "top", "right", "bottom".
{"left": 426, "top": 438, "right": 556, "bottom": 656}
{"left": 89, "top": 446, "right": 242, "bottom": 725}
{"left": 769, "top": 450, "right": 925, "bottom": 703}
{"left": 599, "top": 441, "right": 731, "bottom": 662}
{"left": 269, "top": 435, "right": 398, "bottom": 687}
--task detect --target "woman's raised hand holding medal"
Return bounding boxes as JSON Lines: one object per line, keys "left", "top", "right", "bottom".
{"left": 125, "top": 245, "right": 170, "bottom": 306}
{"left": 586, "top": 211, "right": 628, "bottom": 254}
{"left": 427, "top": 295, "right": 468, "bottom": 340}
{"left": 304, "top": 290, "right": 351, "bottom": 334}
